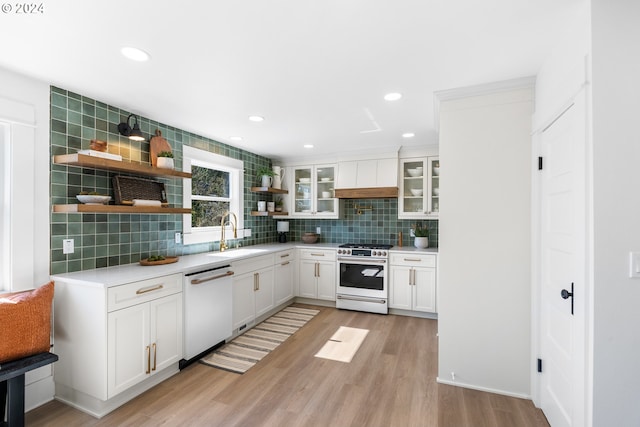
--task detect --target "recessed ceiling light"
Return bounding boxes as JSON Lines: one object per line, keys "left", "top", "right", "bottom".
{"left": 402, "top": 132, "right": 415, "bottom": 138}
{"left": 229, "top": 136, "right": 243, "bottom": 141}
{"left": 248, "top": 115, "right": 264, "bottom": 122}
{"left": 304, "top": 144, "right": 314, "bottom": 149}
{"left": 121, "top": 46, "right": 150, "bottom": 62}
{"left": 384, "top": 92, "right": 402, "bottom": 101}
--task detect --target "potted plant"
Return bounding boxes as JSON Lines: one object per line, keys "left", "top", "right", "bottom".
{"left": 274, "top": 196, "right": 284, "bottom": 212}
{"left": 257, "top": 166, "right": 275, "bottom": 187}
{"left": 156, "top": 151, "right": 174, "bottom": 169}
{"left": 413, "top": 223, "right": 429, "bottom": 249}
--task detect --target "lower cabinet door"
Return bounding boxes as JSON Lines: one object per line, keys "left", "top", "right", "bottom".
{"left": 389, "top": 266, "right": 413, "bottom": 310}
{"left": 413, "top": 267, "right": 437, "bottom": 313}
{"left": 150, "top": 293, "right": 183, "bottom": 373}
{"left": 233, "top": 272, "right": 257, "bottom": 330}
{"left": 298, "top": 259, "right": 318, "bottom": 298}
{"left": 254, "top": 267, "right": 275, "bottom": 318}
{"left": 316, "top": 261, "right": 336, "bottom": 301}
{"left": 274, "top": 258, "right": 294, "bottom": 305}
{"left": 108, "top": 303, "right": 150, "bottom": 398}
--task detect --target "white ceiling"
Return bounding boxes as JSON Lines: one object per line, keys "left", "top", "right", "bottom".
{"left": 0, "top": 0, "right": 581, "bottom": 161}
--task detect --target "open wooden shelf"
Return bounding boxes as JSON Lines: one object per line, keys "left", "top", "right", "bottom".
{"left": 250, "top": 211, "right": 289, "bottom": 217}
{"left": 53, "top": 153, "right": 192, "bottom": 179}
{"left": 53, "top": 204, "right": 191, "bottom": 214}
{"left": 250, "top": 187, "right": 289, "bottom": 194}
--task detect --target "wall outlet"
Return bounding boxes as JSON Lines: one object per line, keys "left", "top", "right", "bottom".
{"left": 316, "top": 227, "right": 321, "bottom": 234}
{"left": 175, "top": 232, "right": 181, "bottom": 244}
{"left": 63, "top": 239, "right": 74, "bottom": 254}
{"left": 245, "top": 229, "right": 252, "bottom": 237}
{"left": 409, "top": 229, "right": 415, "bottom": 237}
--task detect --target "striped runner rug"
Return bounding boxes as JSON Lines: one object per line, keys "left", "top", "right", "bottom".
{"left": 200, "top": 306, "right": 319, "bottom": 374}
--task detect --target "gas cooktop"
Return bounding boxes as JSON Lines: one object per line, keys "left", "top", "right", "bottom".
{"left": 339, "top": 243, "right": 393, "bottom": 250}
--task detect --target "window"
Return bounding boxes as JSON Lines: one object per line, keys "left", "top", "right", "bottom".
{"left": 182, "top": 146, "right": 244, "bottom": 245}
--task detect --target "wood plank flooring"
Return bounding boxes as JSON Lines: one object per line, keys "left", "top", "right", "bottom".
{"left": 26, "top": 305, "right": 549, "bottom": 426}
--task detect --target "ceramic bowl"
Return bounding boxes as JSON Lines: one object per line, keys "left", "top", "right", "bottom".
{"left": 322, "top": 191, "right": 332, "bottom": 198}
{"left": 302, "top": 232, "right": 319, "bottom": 244}
{"left": 433, "top": 188, "right": 440, "bottom": 196}
{"left": 299, "top": 177, "right": 311, "bottom": 183}
{"left": 407, "top": 168, "right": 421, "bottom": 177}
{"left": 433, "top": 167, "right": 440, "bottom": 176}
{"left": 410, "top": 188, "right": 423, "bottom": 196}
{"left": 76, "top": 195, "right": 111, "bottom": 205}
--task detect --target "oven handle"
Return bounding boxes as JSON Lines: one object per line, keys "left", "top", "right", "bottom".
{"left": 336, "top": 295, "right": 387, "bottom": 305}
{"left": 337, "top": 258, "right": 387, "bottom": 264}
{"left": 190, "top": 270, "right": 234, "bottom": 285}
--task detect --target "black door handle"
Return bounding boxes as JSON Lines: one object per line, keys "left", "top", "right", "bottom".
{"left": 561, "top": 282, "right": 574, "bottom": 315}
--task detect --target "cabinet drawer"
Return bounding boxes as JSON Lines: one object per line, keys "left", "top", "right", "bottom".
{"left": 232, "top": 254, "right": 275, "bottom": 276}
{"left": 299, "top": 248, "right": 336, "bottom": 261}
{"left": 390, "top": 253, "right": 436, "bottom": 267}
{"left": 108, "top": 274, "right": 182, "bottom": 312}
{"left": 275, "top": 249, "right": 295, "bottom": 265}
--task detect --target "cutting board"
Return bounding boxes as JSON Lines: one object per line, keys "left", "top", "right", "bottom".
{"left": 149, "top": 130, "right": 172, "bottom": 167}
{"left": 139, "top": 256, "right": 179, "bottom": 266}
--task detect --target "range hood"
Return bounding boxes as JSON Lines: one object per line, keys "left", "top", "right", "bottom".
{"left": 334, "top": 187, "right": 398, "bottom": 199}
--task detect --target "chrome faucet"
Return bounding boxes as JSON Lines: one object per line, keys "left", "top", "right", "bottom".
{"left": 220, "top": 211, "right": 238, "bottom": 252}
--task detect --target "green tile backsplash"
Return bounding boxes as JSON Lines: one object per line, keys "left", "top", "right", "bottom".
{"left": 49, "top": 87, "right": 438, "bottom": 274}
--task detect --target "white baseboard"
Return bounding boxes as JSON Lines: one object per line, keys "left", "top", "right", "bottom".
{"left": 25, "top": 375, "right": 55, "bottom": 412}
{"left": 436, "top": 377, "right": 531, "bottom": 400}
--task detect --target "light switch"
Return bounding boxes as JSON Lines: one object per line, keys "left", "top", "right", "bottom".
{"left": 629, "top": 252, "right": 640, "bottom": 278}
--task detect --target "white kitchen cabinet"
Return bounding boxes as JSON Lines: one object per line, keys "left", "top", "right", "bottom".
{"left": 107, "top": 292, "right": 182, "bottom": 398}
{"left": 298, "top": 249, "right": 336, "bottom": 301}
{"left": 287, "top": 164, "right": 339, "bottom": 218}
{"left": 389, "top": 253, "right": 437, "bottom": 313}
{"left": 336, "top": 158, "right": 398, "bottom": 189}
{"left": 232, "top": 254, "right": 275, "bottom": 330}
{"left": 398, "top": 156, "right": 439, "bottom": 219}
{"left": 273, "top": 249, "right": 295, "bottom": 305}
{"left": 53, "top": 273, "right": 183, "bottom": 417}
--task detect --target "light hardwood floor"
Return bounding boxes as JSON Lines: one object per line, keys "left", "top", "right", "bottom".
{"left": 26, "top": 305, "right": 549, "bottom": 426}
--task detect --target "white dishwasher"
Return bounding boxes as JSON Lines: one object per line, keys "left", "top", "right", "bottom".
{"left": 181, "top": 264, "right": 234, "bottom": 368}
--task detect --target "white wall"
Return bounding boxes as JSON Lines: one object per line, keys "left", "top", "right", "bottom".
{"left": 437, "top": 86, "right": 533, "bottom": 397}
{"left": 0, "top": 66, "right": 53, "bottom": 410}
{"left": 590, "top": 1, "right": 640, "bottom": 425}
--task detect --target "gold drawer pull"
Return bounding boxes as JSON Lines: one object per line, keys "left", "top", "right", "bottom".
{"left": 310, "top": 253, "right": 325, "bottom": 257}
{"left": 281, "top": 261, "right": 290, "bottom": 266}
{"left": 136, "top": 284, "right": 164, "bottom": 295}
{"left": 152, "top": 343, "right": 157, "bottom": 371}
{"left": 403, "top": 258, "right": 422, "bottom": 262}
{"left": 280, "top": 253, "right": 290, "bottom": 258}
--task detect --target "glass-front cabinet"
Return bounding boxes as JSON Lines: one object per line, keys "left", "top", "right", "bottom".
{"left": 398, "top": 157, "right": 439, "bottom": 219}
{"left": 290, "top": 164, "right": 339, "bottom": 218}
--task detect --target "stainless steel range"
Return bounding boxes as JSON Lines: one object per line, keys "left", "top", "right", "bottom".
{"left": 336, "top": 243, "right": 392, "bottom": 314}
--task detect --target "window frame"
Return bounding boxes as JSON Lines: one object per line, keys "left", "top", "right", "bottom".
{"left": 182, "top": 145, "right": 244, "bottom": 245}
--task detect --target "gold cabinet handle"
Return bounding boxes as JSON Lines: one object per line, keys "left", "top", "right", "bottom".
{"left": 254, "top": 272, "right": 258, "bottom": 291}
{"left": 152, "top": 343, "right": 157, "bottom": 371}
{"left": 257, "top": 273, "right": 260, "bottom": 291}
{"left": 404, "top": 258, "right": 422, "bottom": 262}
{"left": 281, "top": 261, "right": 290, "bottom": 266}
{"left": 137, "top": 284, "right": 164, "bottom": 295}
{"left": 191, "top": 271, "right": 234, "bottom": 284}
{"left": 280, "top": 253, "right": 290, "bottom": 258}
{"left": 310, "top": 253, "right": 325, "bottom": 257}
{"left": 146, "top": 345, "right": 151, "bottom": 374}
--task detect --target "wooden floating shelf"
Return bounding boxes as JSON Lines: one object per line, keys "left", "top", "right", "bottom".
{"left": 250, "top": 187, "right": 289, "bottom": 194}
{"left": 334, "top": 187, "right": 398, "bottom": 199}
{"left": 53, "top": 153, "right": 192, "bottom": 179}
{"left": 53, "top": 204, "right": 191, "bottom": 214}
{"left": 250, "top": 211, "right": 288, "bottom": 217}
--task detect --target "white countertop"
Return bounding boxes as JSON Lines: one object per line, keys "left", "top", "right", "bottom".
{"left": 51, "top": 242, "right": 437, "bottom": 287}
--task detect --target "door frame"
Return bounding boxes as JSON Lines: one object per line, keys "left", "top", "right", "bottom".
{"left": 530, "top": 88, "right": 593, "bottom": 426}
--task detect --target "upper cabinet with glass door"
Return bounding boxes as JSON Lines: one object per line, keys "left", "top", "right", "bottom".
{"left": 290, "top": 164, "right": 339, "bottom": 218}
{"left": 398, "top": 157, "right": 439, "bottom": 219}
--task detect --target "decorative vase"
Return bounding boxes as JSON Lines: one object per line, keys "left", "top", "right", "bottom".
{"left": 414, "top": 237, "right": 429, "bottom": 249}
{"left": 261, "top": 175, "right": 273, "bottom": 188}
{"left": 157, "top": 157, "right": 174, "bottom": 169}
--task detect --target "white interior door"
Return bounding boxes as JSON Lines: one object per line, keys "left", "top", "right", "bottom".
{"left": 538, "top": 94, "right": 587, "bottom": 427}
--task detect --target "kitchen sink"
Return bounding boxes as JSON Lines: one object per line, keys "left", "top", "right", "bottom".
{"left": 207, "top": 247, "right": 269, "bottom": 259}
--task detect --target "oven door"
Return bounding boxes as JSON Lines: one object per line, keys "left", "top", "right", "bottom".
{"left": 337, "top": 258, "right": 387, "bottom": 298}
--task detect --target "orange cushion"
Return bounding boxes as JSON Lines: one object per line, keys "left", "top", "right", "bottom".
{"left": 0, "top": 281, "right": 54, "bottom": 363}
